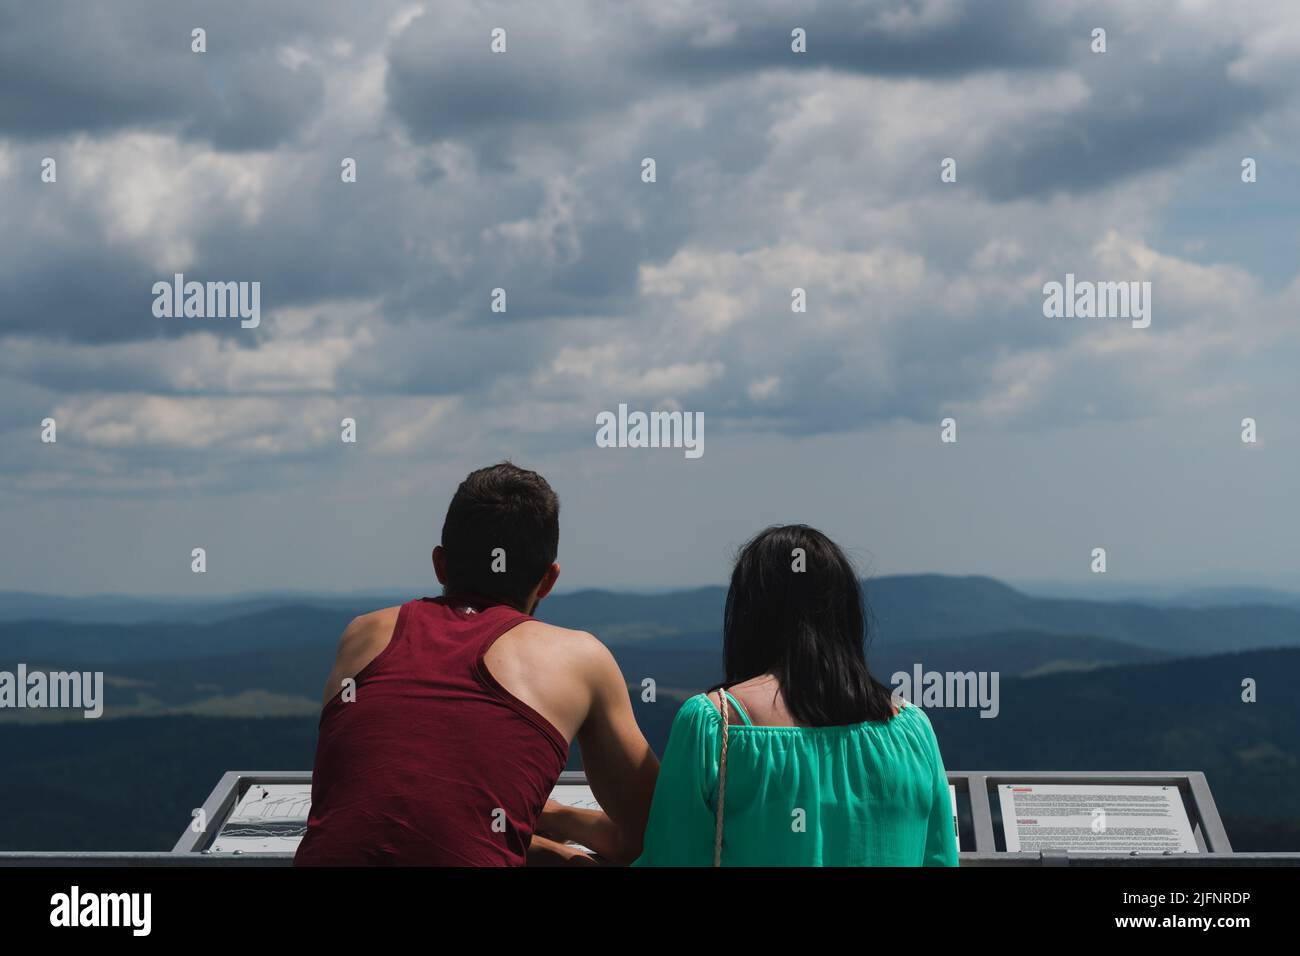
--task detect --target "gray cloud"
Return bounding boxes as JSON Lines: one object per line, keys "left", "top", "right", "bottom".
{"left": 0, "top": 0, "right": 1297, "bottom": 578}
{"left": 0, "top": 0, "right": 348, "bottom": 148}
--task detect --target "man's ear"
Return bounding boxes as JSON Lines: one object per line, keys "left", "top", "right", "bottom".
{"left": 432, "top": 546, "right": 448, "bottom": 585}
{"left": 534, "top": 562, "right": 560, "bottom": 601}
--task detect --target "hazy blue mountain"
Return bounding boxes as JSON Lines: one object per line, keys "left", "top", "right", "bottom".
{"left": 6, "top": 575, "right": 1300, "bottom": 660}
{"left": 613, "top": 630, "right": 1168, "bottom": 696}
{"left": 536, "top": 587, "right": 726, "bottom": 644}
{"left": 0, "top": 606, "right": 352, "bottom": 663}
{"left": 1015, "top": 580, "right": 1300, "bottom": 608}
{"left": 0, "top": 591, "right": 411, "bottom": 625}
{"left": 1160, "top": 586, "right": 1300, "bottom": 609}
{"left": 868, "top": 631, "right": 1168, "bottom": 677}
{"left": 1, "top": 575, "right": 1293, "bottom": 723}
{"left": 496, "top": 574, "right": 1300, "bottom": 656}
{"left": 860, "top": 574, "right": 1300, "bottom": 653}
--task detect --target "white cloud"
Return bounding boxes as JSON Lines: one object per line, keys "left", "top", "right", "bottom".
{"left": 67, "top": 133, "right": 272, "bottom": 272}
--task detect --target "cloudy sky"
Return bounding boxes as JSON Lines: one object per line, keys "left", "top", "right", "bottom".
{"left": 2, "top": 0, "right": 1299, "bottom": 597}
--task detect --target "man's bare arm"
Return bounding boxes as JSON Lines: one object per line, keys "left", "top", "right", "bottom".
{"left": 557, "top": 640, "right": 659, "bottom": 864}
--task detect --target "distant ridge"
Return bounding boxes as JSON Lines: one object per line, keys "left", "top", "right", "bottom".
{"left": 5, "top": 574, "right": 1300, "bottom": 657}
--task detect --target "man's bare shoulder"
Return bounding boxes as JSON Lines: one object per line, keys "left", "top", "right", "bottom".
{"left": 506, "top": 618, "right": 602, "bottom": 647}
{"left": 354, "top": 605, "right": 402, "bottom": 627}
{"left": 338, "top": 606, "right": 401, "bottom": 654}
{"left": 346, "top": 605, "right": 401, "bottom": 634}
{"left": 498, "top": 619, "right": 610, "bottom": 668}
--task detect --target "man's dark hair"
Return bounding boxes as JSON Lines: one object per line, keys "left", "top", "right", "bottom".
{"left": 440, "top": 462, "right": 560, "bottom": 610}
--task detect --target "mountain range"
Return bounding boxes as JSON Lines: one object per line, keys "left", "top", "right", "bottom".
{"left": 1, "top": 574, "right": 1296, "bottom": 852}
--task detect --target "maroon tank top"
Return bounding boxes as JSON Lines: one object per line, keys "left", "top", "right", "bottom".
{"left": 294, "top": 595, "right": 568, "bottom": 866}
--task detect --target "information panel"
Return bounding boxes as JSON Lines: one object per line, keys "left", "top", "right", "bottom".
{"left": 551, "top": 782, "right": 600, "bottom": 812}
{"left": 998, "top": 784, "right": 1198, "bottom": 854}
{"left": 206, "top": 780, "right": 603, "bottom": 854}
{"left": 210, "top": 784, "right": 312, "bottom": 853}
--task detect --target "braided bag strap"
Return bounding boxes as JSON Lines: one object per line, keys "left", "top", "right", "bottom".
{"left": 713, "top": 689, "right": 730, "bottom": 867}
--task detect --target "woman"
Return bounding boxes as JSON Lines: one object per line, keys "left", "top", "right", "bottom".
{"left": 542, "top": 524, "right": 958, "bottom": 866}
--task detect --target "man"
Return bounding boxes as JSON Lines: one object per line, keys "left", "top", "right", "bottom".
{"left": 295, "top": 462, "right": 658, "bottom": 865}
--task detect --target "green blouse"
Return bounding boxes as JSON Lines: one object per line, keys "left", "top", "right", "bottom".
{"left": 633, "top": 693, "right": 959, "bottom": 867}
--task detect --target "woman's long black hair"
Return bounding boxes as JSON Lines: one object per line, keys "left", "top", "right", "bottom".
{"left": 716, "top": 524, "right": 896, "bottom": 726}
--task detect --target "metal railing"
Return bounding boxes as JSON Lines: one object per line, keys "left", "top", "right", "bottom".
{"left": 3, "top": 769, "right": 1298, "bottom": 866}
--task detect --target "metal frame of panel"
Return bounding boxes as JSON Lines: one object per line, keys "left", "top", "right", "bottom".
{"left": 955, "top": 770, "right": 1234, "bottom": 865}
{"left": 171, "top": 770, "right": 312, "bottom": 854}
